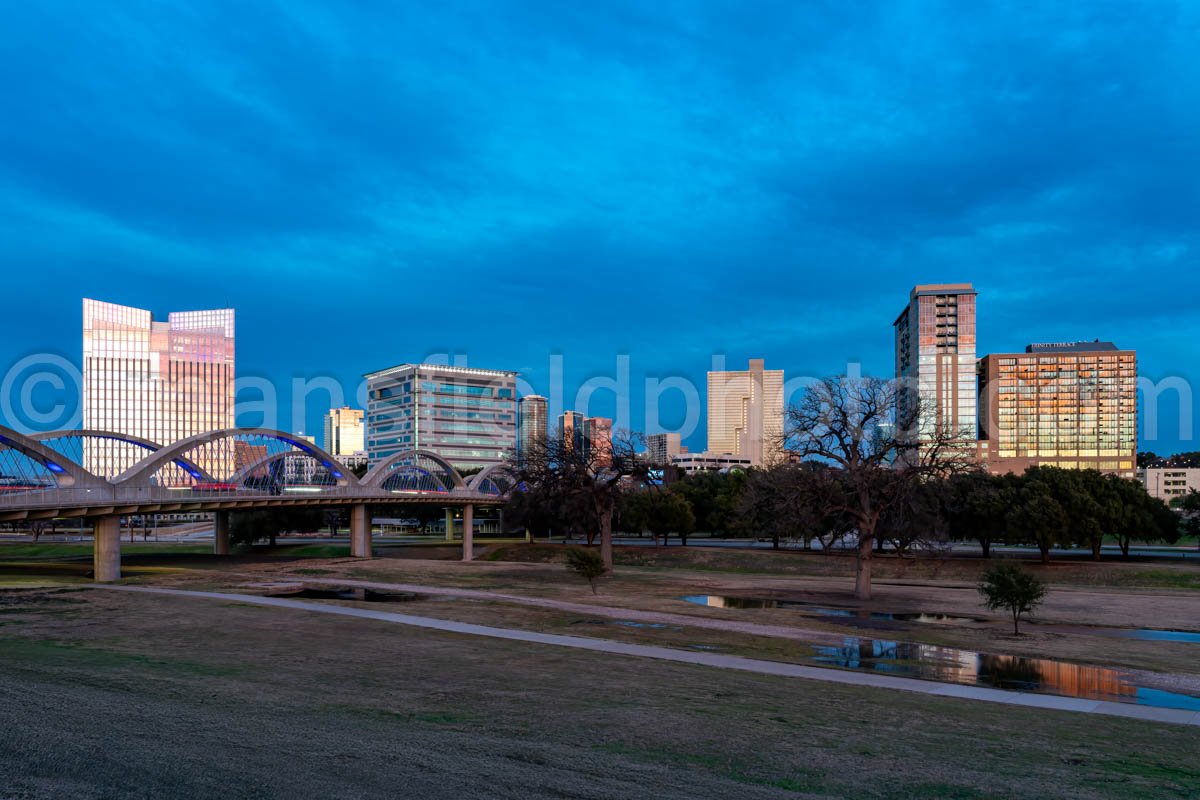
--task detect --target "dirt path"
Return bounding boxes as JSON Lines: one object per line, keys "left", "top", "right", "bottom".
{"left": 96, "top": 584, "right": 1200, "bottom": 728}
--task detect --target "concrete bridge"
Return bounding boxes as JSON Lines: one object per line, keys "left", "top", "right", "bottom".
{"left": 0, "top": 425, "right": 515, "bottom": 581}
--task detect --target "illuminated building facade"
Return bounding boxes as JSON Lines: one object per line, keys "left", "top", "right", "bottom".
{"left": 584, "top": 416, "right": 613, "bottom": 467}
{"left": 516, "top": 395, "right": 548, "bottom": 460}
{"left": 977, "top": 342, "right": 1137, "bottom": 478}
{"left": 558, "top": 410, "right": 585, "bottom": 453}
{"left": 82, "top": 298, "right": 235, "bottom": 478}
{"left": 323, "top": 406, "right": 365, "bottom": 457}
{"left": 893, "top": 283, "right": 978, "bottom": 442}
{"left": 365, "top": 364, "right": 517, "bottom": 470}
{"left": 646, "top": 433, "right": 686, "bottom": 466}
{"left": 706, "top": 358, "right": 784, "bottom": 466}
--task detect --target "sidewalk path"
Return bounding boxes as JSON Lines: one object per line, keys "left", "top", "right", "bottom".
{"left": 96, "top": 584, "right": 1200, "bottom": 728}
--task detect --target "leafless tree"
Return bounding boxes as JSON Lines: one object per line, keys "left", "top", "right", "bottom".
{"left": 509, "top": 431, "right": 649, "bottom": 573}
{"left": 785, "top": 375, "right": 974, "bottom": 600}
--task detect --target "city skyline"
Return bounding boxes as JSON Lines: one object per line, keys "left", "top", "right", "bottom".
{"left": 1, "top": 4, "right": 1197, "bottom": 454}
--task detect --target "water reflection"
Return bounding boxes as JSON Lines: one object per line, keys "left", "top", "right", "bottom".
{"left": 810, "top": 637, "right": 1200, "bottom": 711}
{"left": 681, "top": 595, "right": 982, "bottom": 624}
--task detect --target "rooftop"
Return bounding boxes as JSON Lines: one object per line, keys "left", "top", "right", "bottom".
{"left": 364, "top": 363, "right": 519, "bottom": 380}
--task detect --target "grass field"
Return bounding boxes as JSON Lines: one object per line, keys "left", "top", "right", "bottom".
{"left": 1, "top": 587, "right": 1198, "bottom": 799}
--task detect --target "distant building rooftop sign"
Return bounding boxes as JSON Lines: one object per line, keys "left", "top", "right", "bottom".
{"left": 1025, "top": 341, "right": 1120, "bottom": 354}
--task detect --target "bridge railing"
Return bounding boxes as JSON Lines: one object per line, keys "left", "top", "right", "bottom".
{"left": 0, "top": 483, "right": 504, "bottom": 510}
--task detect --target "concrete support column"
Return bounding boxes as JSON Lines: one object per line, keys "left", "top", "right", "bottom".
{"left": 93, "top": 515, "right": 121, "bottom": 583}
{"left": 444, "top": 508, "right": 455, "bottom": 542}
{"left": 350, "top": 505, "right": 372, "bottom": 558}
{"left": 462, "top": 504, "right": 474, "bottom": 562}
{"left": 214, "top": 511, "right": 231, "bottom": 555}
{"left": 525, "top": 527, "right": 532, "bottom": 543}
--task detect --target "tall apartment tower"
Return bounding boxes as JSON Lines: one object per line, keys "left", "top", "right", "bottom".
{"left": 978, "top": 342, "right": 1137, "bottom": 478}
{"left": 323, "top": 406, "right": 365, "bottom": 456}
{"left": 893, "top": 284, "right": 978, "bottom": 442}
{"left": 82, "top": 298, "right": 235, "bottom": 478}
{"left": 706, "top": 358, "right": 784, "bottom": 466}
{"left": 364, "top": 364, "right": 517, "bottom": 471}
{"left": 516, "top": 395, "right": 548, "bottom": 460}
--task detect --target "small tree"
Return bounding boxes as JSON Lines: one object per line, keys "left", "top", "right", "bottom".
{"left": 565, "top": 547, "right": 607, "bottom": 594}
{"left": 978, "top": 563, "right": 1047, "bottom": 635}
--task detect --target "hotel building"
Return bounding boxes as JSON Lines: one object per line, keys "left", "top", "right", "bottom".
{"left": 516, "top": 395, "right": 548, "bottom": 461}
{"left": 893, "top": 283, "right": 978, "bottom": 442}
{"left": 977, "top": 342, "right": 1137, "bottom": 478}
{"left": 706, "top": 358, "right": 784, "bottom": 467}
{"left": 323, "top": 406, "right": 365, "bottom": 457}
{"left": 364, "top": 364, "right": 518, "bottom": 471}
{"left": 82, "top": 298, "right": 235, "bottom": 478}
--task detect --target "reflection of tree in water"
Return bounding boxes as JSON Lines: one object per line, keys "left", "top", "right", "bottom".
{"left": 978, "top": 655, "right": 1043, "bottom": 690}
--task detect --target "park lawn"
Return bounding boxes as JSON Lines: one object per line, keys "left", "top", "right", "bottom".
{"left": 0, "top": 586, "right": 1196, "bottom": 799}
{"left": 487, "top": 542, "right": 1200, "bottom": 591}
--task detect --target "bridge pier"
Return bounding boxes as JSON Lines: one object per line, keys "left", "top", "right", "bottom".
{"left": 213, "top": 511, "right": 230, "bottom": 555}
{"left": 350, "top": 505, "right": 371, "bottom": 558}
{"left": 93, "top": 515, "right": 121, "bottom": 582}
{"left": 462, "top": 504, "right": 474, "bottom": 562}
{"left": 444, "top": 508, "right": 454, "bottom": 542}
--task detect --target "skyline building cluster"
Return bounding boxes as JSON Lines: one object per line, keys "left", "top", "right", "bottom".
{"left": 67, "top": 292, "right": 1141, "bottom": 483}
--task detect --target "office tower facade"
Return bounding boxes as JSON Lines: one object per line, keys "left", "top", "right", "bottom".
{"left": 82, "top": 298, "right": 235, "bottom": 478}
{"left": 584, "top": 416, "right": 613, "bottom": 467}
{"left": 645, "top": 432, "right": 685, "bottom": 466}
{"left": 516, "top": 395, "right": 548, "bottom": 460}
{"left": 323, "top": 406, "right": 365, "bottom": 456}
{"left": 978, "top": 342, "right": 1137, "bottom": 478}
{"left": 558, "top": 410, "right": 585, "bottom": 453}
{"left": 706, "top": 358, "right": 784, "bottom": 466}
{"left": 364, "top": 364, "right": 517, "bottom": 471}
{"left": 893, "top": 283, "right": 978, "bottom": 442}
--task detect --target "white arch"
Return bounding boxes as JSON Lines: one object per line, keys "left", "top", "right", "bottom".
{"left": 0, "top": 424, "right": 106, "bottom": 488}
{"left": 361, "top": 450, "right": 466, "bottom": 491}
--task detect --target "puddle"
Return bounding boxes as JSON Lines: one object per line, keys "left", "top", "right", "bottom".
{"left": 807, "top": 637, "right": 1200, "bottom": 711}
{"left": 680, "top": 595, "right": 984, "bottom": 625}
{"left": 266, "top": 587, "right": 420, "bottom": 603}
{"left": 1120, "top": 629, "right": 1200, "bottom": 644}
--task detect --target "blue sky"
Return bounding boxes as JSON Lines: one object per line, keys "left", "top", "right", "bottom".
{"left": 1, "top": 1, "right": 1197, "bottom": 454}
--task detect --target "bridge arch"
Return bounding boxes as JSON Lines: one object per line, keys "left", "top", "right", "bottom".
{"left": 361, "top": 450, "right": 466, "bottom": 492}
{"left": 111, "top": 428, "right": 358, "bottom": 488}
{"left": 31, "top": 429, "right": 214, "bottom": 483}
{"left": 0, "top": 424, "right": 105, "bottom": 489}
{"left": 228, "top": 450, "right": 346, "bottom": 491}
{"left": 466, "top": 463, "right": 518, "bottom": 496}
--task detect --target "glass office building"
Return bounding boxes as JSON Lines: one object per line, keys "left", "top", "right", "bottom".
{"left": 978, "top": 342, "right": 1137, "bottom": 478}
{"left": 365, "top": 364, "right": 517, "bottom": 470}
{"left": 82, "top": 298, "right": 235, "bottom": 478}
{"left": 516, "top": 395, "right": 548, "bottom": 461}
{"left": 323, "top": 406, "right": 365, "bottom": 456}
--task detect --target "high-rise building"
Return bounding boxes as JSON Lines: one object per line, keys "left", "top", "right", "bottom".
{"left": 977, "top": 342, "right": 1137, "bottom": 478}
{"left": 706, "top": 358, "right": 784, "bottom": 466}
{"left": 558, "top": 410, "right": 585, "bottom": 453}
{"left": 82, "top": 298, "right": 235, "bottom": 478}
{"left": 584, "top": 416, "right": 613, "bottom": 467}
{"left": 516, "top": 395, "right": 548, "bottom": 460}
{"left": 364, "top": 364, "right": 517, "bottom": 471}
{"left": 894, "top": 283, "right": 978, "bottom": 443}
{"left": 645, "top": 432, "right": 686, "bottom": 466}
{"left": 323, "top": 406, "right": 365, "bottom": 457}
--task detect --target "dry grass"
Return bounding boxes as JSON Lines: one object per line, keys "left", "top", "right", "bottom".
{"left": 0, "top": 587, "right": 1198, "bottom": 799}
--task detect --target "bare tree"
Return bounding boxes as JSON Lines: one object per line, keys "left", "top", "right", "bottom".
{"left": 509, "top": 431, "right": 649, "bottom": 573}
{"left": 785, "top": 375, "right": 973, "bottom": 600}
